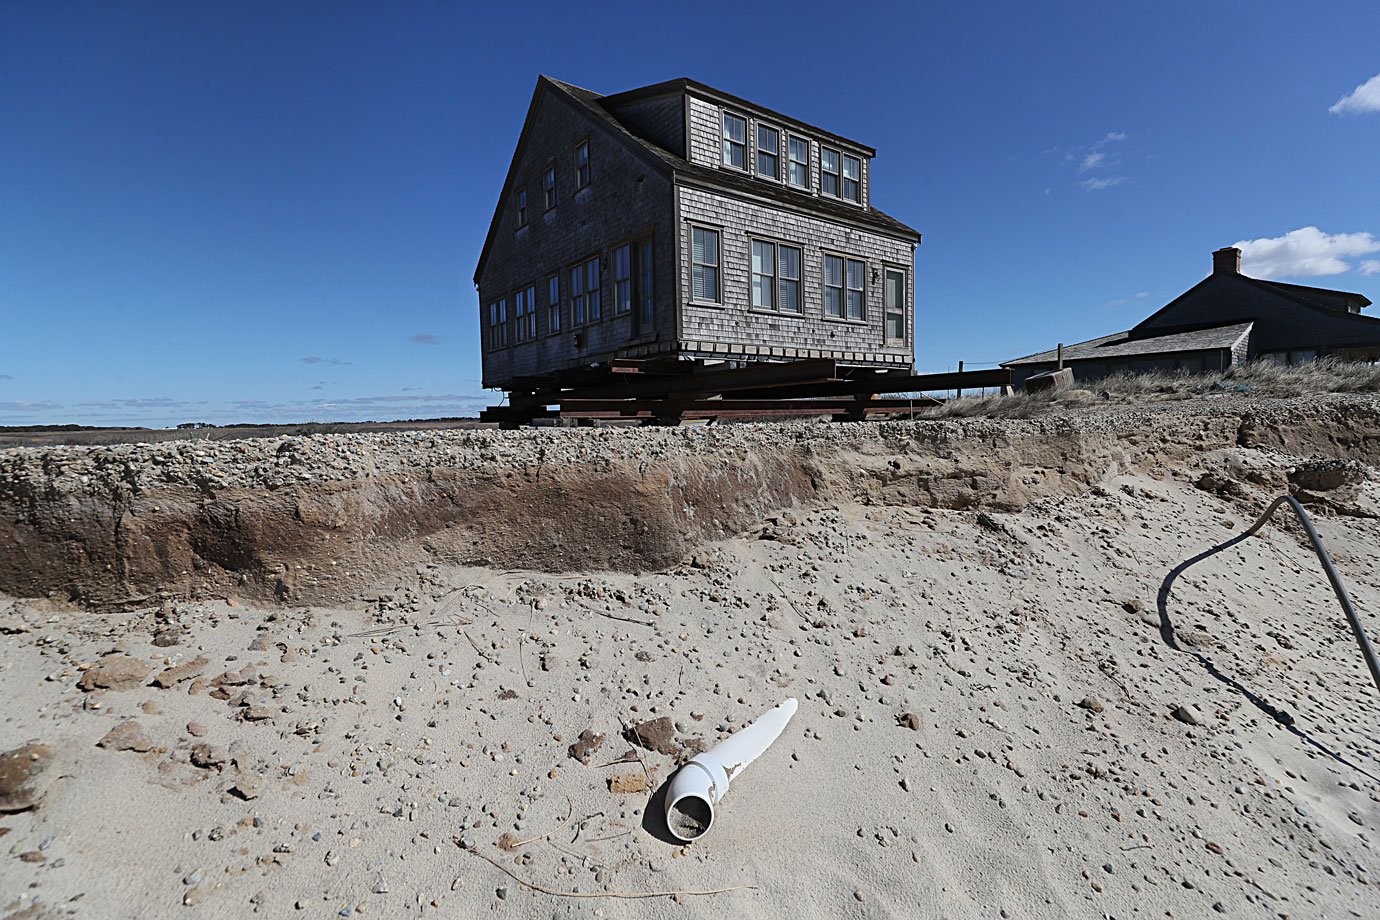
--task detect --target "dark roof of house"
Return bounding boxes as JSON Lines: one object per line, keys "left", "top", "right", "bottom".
{"left": 1003, "top": 321, "right": 1254, "bottom": 367}
{"left": 549, "top": 78, "right": 919, "bottom": 240}
{"left": 1246, "top": 277, "right": 1371, "bottom": 311}
{"left": 474, "top": 77, "right": 919, "bottom": 284}
{"left": 599, "top": 77, "right": 877, "bottom": 157}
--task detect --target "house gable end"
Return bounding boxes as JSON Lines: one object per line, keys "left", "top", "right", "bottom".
{"left": 473, "top": 76, "right": 673, "bottom": 287}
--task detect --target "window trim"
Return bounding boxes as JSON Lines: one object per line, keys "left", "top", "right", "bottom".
{"left": 612, "top": 242, "right": 633, "bottom": 316}
{"left": 777, "top": 242, "right": 803, "bottom": 315}
{"left": 542, "top": 162, "right": 557, "bottom": 212}
{"left": 688, "top": 223, "right": 722, "bottom": 305}
{"left": 755, "top": 122, "right": 781, "bottom": 182}
{"left": 883, "top": 264, "right": 908, "bottom": 343}
{"left": 786, "top": 135, "right": 810, "bottom": 191}
{"left": 821, "top": 251, "right": 845, "bottom": 319}
{"left": 721, "top": 111, "right": 748, "bottom": 172}
{"left": 515, "top": 186, "right": 528, "bottom": 228}
{"left": 845, "top": 256, "right": 866, "bottom": 320}
{"left": 574, "top": 137, "right": 590, "bottom": 190}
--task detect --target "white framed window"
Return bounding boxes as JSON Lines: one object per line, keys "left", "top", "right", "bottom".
{"left": 756, "top": 124, "right": 780, "bottom": 179}
{"left": 821, "top": 147, "right": 840, "bottom": 197}
{"left": 691, "top": 226, "right": 720, "bottom": 302}
{"left": 787, "top": 136, "right": 809, "bottom": 189}
{"left": 884, "top": 268, "right": 906, "bottom": 341}
{"left": 546, "top": 273, "right": 561, "bottom": 334}
{"left": 613, "top": 243, "right": 633, "bottom": 315}
{"left": 842, "top": 154, "right": 862, "bottom": 203}
{"left": 722, "top": 112, "right": 746, "bottom": 169}
{"left": 778, "top": 245, "right": 801, "bottom": 313}
{"left": 543, "top": 164, "right": 556, "bottom": 210}
{"left": 823, "top": 255, "right": 844, "bottom": 317}
{"left": 575, "top": 140, "right": 590, "bottom": 189}
{"left": 751, "top": 240, "right": 776, "bottom": 309}
{"left": 488, "top": 298, "right": 508, "bottom": 349}
{"left": 846, "top": 258, "right": 865, "bottom": 319}
{"left": 515, "top": 187, "right": 527, "bottom": 227}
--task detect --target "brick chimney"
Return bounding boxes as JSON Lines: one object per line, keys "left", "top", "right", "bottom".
{"left": 1212, "top": 246, "right": 1242, "bottom": 275}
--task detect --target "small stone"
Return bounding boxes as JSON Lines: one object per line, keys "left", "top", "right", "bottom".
{"left": 1077, "top": 697, "right": 1104, "bottom": 714}
{"left": 78, "top": 654, "right": 152, "bottom": 691}
{"left": 567, "top": 730, "right": 605, "bottom": 765}
{"left": 187, "top": 722, "right": 207, "bottom": 738}
{"left": 896, "top": 712, "right": 921, "bottom": 731}
{"left": 0, "top": 742, "right": 55, "bottom": 813}
{"left": 608, "top": 772, "right": 649, "bottom": 795}
{"left": 97, "top": 720, "right": 155, "bottom": 753}
{"left": 190, "top": 744, "right": 228, "bottom": 770}
{"left": 854, "top": 890, "right": 865, "bottom": 902}
{"left": 230, "top": 773, "right": 263, "bottom": 800}
{"left": 152, "top": 656, "right": 210, "bottom": 689}
{"left": 1172, "top": 705, "right": 1203, "bottom": 726}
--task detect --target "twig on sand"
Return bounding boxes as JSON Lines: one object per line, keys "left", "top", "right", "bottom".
{"left": 455, "top": 840, "right": 757, "bottom": 900}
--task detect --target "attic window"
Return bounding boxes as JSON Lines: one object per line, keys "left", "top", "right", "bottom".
{"left": 821, "top": 147, "right": 840, "bottom": 197}
{"left": 722, "top": 112, "right": 746, "bottom": 170}
{"left": 575, "top": 140, "right": 590, "bottom": 189}
{"left": 842, "top": 154, "right": 862, "bottom": 203}
{"left": 757, "top": 124, "right": 780, "bottom": 179}
{"left": 515, "top": 187, "right": 528, "bottom": 227}
{"left": 543, "top": 165, "right": 556, "bottom": 210}
{"left": 787, "top": 136, "right": 809, "bottom": 189}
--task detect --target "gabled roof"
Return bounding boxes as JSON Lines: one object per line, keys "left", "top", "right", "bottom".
{"left": 1004, "top": 321, "right": 1254, "bottom": 366}
{"left": 600, "top": 77, "right": 877, "bottom": 157}
{"left": 474, "top": 77, "right": 919, "bottom": 285}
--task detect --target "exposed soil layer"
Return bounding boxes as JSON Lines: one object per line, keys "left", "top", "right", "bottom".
{"left": 3, "top": 395, "right": 1379, "bottom": 606}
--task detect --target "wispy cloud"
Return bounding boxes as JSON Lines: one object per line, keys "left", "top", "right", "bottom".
{"left": 0, "top": 373, "right": 12, "bottom": 380}
{"left": 0, "top": 400, "right": 61, "bottom": 413}
{"left": 1233, "top": 226, "right": 1380, "bottom": 278}
{"left": 409, "top": 333, "right": 440, "bottom": 345}
{"left": 302, "top": 356, "right": 352, "bottom": 366}
{"left": 1063, "top": 131, "right": 1131, "bottom": 191}
{"left": 1329, "top": 73, "right": 1380, "bottom": 115}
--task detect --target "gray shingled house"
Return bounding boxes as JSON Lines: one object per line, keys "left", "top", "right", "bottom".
{"left": 473, "top": 76, "right": 921, "bottom": 391}
{"left": 1003, "top": 247, "right": 1380, "bottom": 387}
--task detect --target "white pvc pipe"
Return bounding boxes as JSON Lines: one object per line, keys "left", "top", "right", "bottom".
{"left": 663, "top": 698, "right": 798, "bottom": 841}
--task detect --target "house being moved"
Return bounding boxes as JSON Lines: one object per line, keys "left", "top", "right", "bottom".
{"left": 473, "top": 76, "right": 921, "bottom": 394}
{"left": 1004, "top": 247, "right": 1380, "bottom": 387}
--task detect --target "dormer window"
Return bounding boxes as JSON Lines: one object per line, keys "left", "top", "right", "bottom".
{"left": 842, "top": 154, "right": 862, "bottom": 203}
{"left": 787, "top": 136, "right": 809, "bottom": 189}
{"left": 722, "top": 112, "right": 747, "bottom": 169}
{"left": 821, "top": 147, "right": 840, "bottom": 197}
{"left": 756, "top": 124, "right": 780, "bottom": 179}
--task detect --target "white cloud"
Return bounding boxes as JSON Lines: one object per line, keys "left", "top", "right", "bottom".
{"left": 1079, "top": 152, "right": 1105, "bottom": 171}
{"left": 1080, "top": 176, "right": 1127, "bottom": 191}
{"left": 1233, "top": 226, "right": 1380, "bottom": 278}
{"left": 1103, "top": 131, "right": 1127, "bottom": 142}
{"left": 1361, "top": 260, "right": 1380, "bottom": 276}
{"left": 1329, "top": 73, "right": 1380, "bottom": 115}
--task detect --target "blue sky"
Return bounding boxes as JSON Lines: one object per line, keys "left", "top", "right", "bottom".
{"left": 3, "top": 1, "right": 1379, "bottom": 426}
